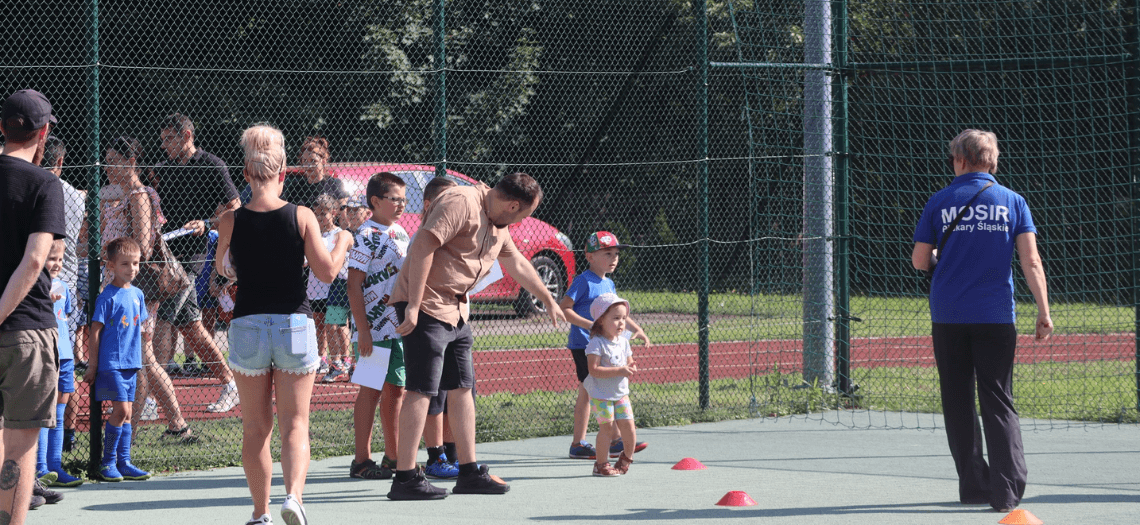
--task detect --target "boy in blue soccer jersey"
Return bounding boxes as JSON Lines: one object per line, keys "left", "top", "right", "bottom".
{"left": 560, "top": 232, "right": 649, "bottom": 460}
{"left": 83, "top": 237, "right": 152, "bottom": 482}
{"left": 36, "top": 240, "right": 84, "bottom": 487}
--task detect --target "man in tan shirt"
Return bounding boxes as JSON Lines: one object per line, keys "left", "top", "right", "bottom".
{"left": 386, "top": 172, "right": 565, "bottom": 500}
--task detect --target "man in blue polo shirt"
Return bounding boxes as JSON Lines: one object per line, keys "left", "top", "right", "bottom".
{"left": 912, "top": 129, "right": 1053, "bottom": 514}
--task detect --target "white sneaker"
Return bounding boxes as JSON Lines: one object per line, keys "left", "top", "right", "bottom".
{"left": 280, "top": 494, "right": 307, "bottom": 525}
{"left": 139, "top": 397, "right": 159, "bottom": 421}
{"left": 207, "top": 383, "right": 240, "bottom": 413}
{"left": 245, "top": 514, "right": 272, "bottom": 525}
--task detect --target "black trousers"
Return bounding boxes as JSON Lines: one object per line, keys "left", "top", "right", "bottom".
{"left": 931, "top": 323, "right": 1026, "bottom": 509}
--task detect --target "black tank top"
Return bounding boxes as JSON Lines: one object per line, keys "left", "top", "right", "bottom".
{"left": 230, "top": 203, "right": 311, "bottom": 318}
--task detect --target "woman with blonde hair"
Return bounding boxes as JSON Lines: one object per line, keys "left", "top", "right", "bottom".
{"left": 216, "top": 124, "right": 352, "bottom": 525}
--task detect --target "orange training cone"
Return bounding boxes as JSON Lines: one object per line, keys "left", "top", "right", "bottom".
{"left": 672, "top": 458, "right": 707, "bottom": 470}
{"left": 998, "top": 509, "right": 1044, "bottom": 525}
{"left": 715, "top": 491, "right": 757, "bottom": 507}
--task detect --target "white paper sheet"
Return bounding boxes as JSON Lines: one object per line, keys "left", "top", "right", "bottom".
{"left": 350, "top": 343, "right": 392, "bottom": 391}
{"left": 162, "top": 227, "right": 196, "bottom": 242}
{"left": 470, "top": 260, "right": 503, "bottom": 295}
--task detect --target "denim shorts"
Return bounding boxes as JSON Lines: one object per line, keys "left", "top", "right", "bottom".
{"left": 227, "top": 313, "right": 320, "bottom": 376}
{"left": 94, "top": 368, "right": 138, "bottom": 402}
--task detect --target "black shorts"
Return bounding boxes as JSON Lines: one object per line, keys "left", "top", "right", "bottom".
{"left": 309, "top": 299, "right": 327, "bottom": 314}
{"left": 569, "top": 347, "right": 589, "bottom": 383}
{"left": 394, "top": 302, "right": 475, "bottom": 397}
{"left": 427, "top": 382, "right": 477, "bottom": 415}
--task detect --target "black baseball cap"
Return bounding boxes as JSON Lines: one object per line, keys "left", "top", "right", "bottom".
{"left": 1, "top": 89, "right": 57, "bottom": 131}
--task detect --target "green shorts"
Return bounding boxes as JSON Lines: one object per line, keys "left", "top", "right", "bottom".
{"left": 324, "top": 305, "right": 350, "bottom": 326}
{"left": 354, "top": 339, "right": 405, "bottom": 387}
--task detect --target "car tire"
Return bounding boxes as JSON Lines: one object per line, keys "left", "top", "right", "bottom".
{"left": 514, "top": 255, "right": 566, "bottom": 317}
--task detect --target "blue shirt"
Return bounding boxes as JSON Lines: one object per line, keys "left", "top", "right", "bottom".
{"left": 914, "top": 172, "right": 1036, "bottom": 324}
{"left": 52, "top": 278, "right": 73, "bottom": 361}
{"left": 90, "top": 284, "right": 147, "bottom": 370}
{"left": 564, "top": 270, "right": 615, "bottom": 349}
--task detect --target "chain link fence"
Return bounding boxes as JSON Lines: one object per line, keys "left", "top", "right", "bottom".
{"left": 3, "top": 0, "right": 1137, "bottom": 475}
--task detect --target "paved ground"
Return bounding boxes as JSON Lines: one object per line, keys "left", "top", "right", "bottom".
{"left": 38, "top": 414, "right": 1138, "bottom": 524}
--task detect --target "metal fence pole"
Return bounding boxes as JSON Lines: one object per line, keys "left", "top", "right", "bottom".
{"left": 833, "top": 0, "right": 852, "bottom": 394}
{"left": 86, "top": 0, "right": 103, "bottom": 480}
{"left": 803, "top": 0, "right": 835, "bottom": 390}
{"left": 434, "top": 0, "right": 447, "bottom": 178}
{"left": 698, "top": 0, "right": 711, "bottom": 409}
{"left": 1129, "top": 0, "right": 1140, "bottom": 413}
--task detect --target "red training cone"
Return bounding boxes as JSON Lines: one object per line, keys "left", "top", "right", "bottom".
{"left": 672, "top": 457, "right": 707, "bottom": 470}
{"left": 998, "top": 509, "right": 1043, "bottom": 525}
{"left": 715, "top": 490, "right": 757, "bottom": 507}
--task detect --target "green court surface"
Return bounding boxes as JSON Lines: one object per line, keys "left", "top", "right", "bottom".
{"left": 43, "top": 415, "right": 1138, "bottom": 524}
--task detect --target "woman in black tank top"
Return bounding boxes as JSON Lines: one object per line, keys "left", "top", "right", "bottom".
{"left": 215, "top": 125, "right": 351, "bottom": 525}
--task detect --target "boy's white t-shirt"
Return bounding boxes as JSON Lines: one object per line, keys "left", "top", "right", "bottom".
{"left": 307, "top": 227, "right": 342, "bottom": 301}
{"left": 347, "top": 219, "right": 409, "bottom": 344}
{"left": 584, "top": 335, "right": 632, "bottom": 401}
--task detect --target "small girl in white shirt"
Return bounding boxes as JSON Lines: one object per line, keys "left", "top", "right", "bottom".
{"left": 584, "top": 293, "right": 639, "bottom": 477}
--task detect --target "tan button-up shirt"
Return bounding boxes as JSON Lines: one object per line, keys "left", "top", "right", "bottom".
{"left": 389, "top": 183, "right": 518, "bottom": 325}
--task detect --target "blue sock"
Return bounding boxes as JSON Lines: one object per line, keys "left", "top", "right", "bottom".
{"left": 117, "top": 423, "right": 133, "bottom": 466}
{"left": 102, "top": 422, "right": 122, "bottom": 467}
{"left": 47, "top": 403, "right": 65, "bottom": 472}
{"left": 36, "top": 427, "right": 48, "bottom": 474}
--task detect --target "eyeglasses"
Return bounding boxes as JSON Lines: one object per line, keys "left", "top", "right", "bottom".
{"left": 378, "top": 196, "right": 407, "bottom": 205}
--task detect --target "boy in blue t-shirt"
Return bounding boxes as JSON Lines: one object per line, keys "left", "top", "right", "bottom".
{"left": 35, "top": 240, "right": 84, "bottom": 487}
{"left": 83, "top": 237, "right": 152, "bottom": 482}
{"left": 559, "top": 232, "right": 649, "bottom": 460}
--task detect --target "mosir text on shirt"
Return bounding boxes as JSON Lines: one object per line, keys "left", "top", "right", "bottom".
{"left": 940, "top": 204, "right": 1011, "bottom": 233}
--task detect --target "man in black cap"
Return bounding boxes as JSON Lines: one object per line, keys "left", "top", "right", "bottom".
{"left": 0, "top": 89, "right": 66, "bottom": 523}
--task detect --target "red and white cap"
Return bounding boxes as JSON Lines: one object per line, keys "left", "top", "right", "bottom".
{"left": 586, "top": 231, "right": 628, "bottom": 253}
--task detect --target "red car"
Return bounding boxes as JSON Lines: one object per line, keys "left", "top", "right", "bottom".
{"left": 298, "top": 163, "right": 576, "bottom": 316}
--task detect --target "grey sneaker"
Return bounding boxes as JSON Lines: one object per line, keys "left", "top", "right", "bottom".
{"left": 28, "top": 494, "right": 46, "bottom": 510}
{"left": 387, "top": 470, "right": 448, "bottom": 500}
{"left": 452, "top": 464, "right": 510, "bottom": 495}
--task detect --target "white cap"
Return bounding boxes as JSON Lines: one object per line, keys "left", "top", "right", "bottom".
{"left": 589, "top": 292, "right": 630, "bottom": 322}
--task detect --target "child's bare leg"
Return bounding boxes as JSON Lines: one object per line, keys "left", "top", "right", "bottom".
{"left": 572, "top": 384, "right": 591, "bottom": 444}
{"left": 594, "top": 421, "right": 614, "bottom": 467}
{"left": 614, "top": 419, "right": 636, "bottom": 460}
{"left": 333, "top": 325, "right": 350, "bottom": 363}
{"left": 380, "top": 382, "right": 404, "bottom": 461}
{"left": 314, "top": 312, "right": 329, "bottom": 362}
{"left": 353, "top": 386, "right": 382, "bottom": 462}
{"left": 109, "top": 401, "right": 132, "bottom": 426}
{"left": 424, "top": 413, "right": 444, "bottom": 448}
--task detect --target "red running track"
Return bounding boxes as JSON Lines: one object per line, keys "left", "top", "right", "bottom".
{"left": 81, "top": 332, "right": 1133, "bottom": 429}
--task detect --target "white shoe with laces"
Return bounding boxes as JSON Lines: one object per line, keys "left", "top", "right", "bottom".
{"left": 208, "top": 382, "right": 240, "bottom": 413}
{"left": 245, "top": 514, "right": 272, "bottom": 525}
{"left": 139, "top": 397, "right": 159, "bottom": 421}
{"left": 280, "top": 494, "right": 307, "bottom": 525}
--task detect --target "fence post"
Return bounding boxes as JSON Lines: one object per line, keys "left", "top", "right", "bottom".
{"left": 434, "top": 0, "right": 447, "bottom": 178}
{"left": 832, "top": 0, "right": 852, "bottom": 394}
{"left": 698, "top": 0, "right": 711, "bottom": 409}
{"left": 803, "top": 0, "right": 835, "bottom": 390}
{"left": 1129, "top": 0, "right": 1140, "bottom": 414}
{"left": 86, "top": 0, "right": 103, "bottom": 480}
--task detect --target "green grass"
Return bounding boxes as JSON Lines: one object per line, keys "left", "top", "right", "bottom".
{"left": 65, "top": 359, "right": 1133, "bottom": 476}
{"left": 472, "top": 292, "right": 1134, "bottom": 350}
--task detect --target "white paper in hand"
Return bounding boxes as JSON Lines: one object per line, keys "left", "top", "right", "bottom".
{"left": 470, "top": 260, "right": 504, "bottom": 295}
{"left": 162, "top": 228, "right": 196, "bottom": 242}
{"left": 351, "top": 343, "right": 392, "bottom": 391}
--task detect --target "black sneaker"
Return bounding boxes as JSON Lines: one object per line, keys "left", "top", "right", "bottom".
{"left": 33, "top": 479, "right": 63, "bottom": 504}
{"left": 350, "top": 458, "right": 391, "bottom": 480}
{"left": 387, "top": 470, "right": 448, "bottom": 500}
{"left": 452, "top": 464, "right": 510, "bottom": 495}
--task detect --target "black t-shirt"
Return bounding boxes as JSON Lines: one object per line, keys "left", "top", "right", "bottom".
{"left": 153, "top": 149, "right": 239, "bottom": 257}
{"left": 0, "top": 155, "right": 67, "bottom": 331}
{"left": 281, "top": 175, "right": 348, "bottom": 209}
